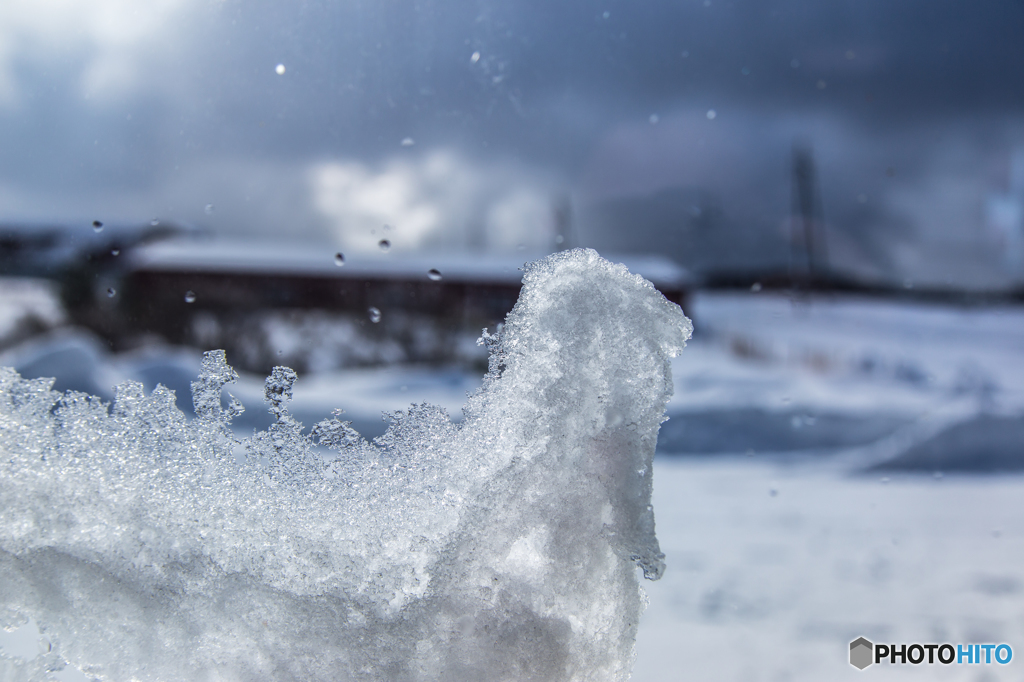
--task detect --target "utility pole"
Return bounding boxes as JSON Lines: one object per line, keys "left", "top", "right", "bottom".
{"left": 791, "top": 142, "right": 828, "bottom": 287}
{"left": 553, "top": 192, "right": 574, "bottom": 251}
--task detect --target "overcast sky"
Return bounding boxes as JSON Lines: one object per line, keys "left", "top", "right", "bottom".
{"left": 1, "top": 0, "right": 1022, "bottom": 285}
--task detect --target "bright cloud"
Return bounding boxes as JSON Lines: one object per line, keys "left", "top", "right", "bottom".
{"left": 311, "top": 151, "right": 562, "bottom": 254}
{"left": 0, "top": 0, "right": 194, "bottom": 106}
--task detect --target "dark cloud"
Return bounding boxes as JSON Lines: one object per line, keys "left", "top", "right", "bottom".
{"left": 0, "top": 0, "right": 1021, "bottom": 286}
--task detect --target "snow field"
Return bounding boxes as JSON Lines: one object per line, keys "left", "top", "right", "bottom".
{"left": 635, "top": 458, "right": 1024, "bottom": 681}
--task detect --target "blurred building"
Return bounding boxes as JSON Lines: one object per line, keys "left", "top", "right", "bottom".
{"left": 7, "top": 234, "right": 688, "bottom": 372}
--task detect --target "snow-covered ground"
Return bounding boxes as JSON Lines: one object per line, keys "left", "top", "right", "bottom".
{"left": 641, "top": 293, "right": 1024, "bottom": 680}
{"left": 0, "top": 278, "right": 65, "bottom": 349}
{"left": 687, "top": 292, "right": 1024, "bottom": 416}
{"left": 634, "top": 458, "right": 1024, "bottom": 681}
{"left": 2, "top": 287, "right": 1023, "bottom": 678}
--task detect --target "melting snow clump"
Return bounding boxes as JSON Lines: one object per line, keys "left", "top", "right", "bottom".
{"left": 0, "top": 249, "right": 691, "bottom": 681}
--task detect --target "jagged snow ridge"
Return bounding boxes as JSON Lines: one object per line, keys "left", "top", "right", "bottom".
{"left": 0, "top": 249, "right": 691, "bottom": 681}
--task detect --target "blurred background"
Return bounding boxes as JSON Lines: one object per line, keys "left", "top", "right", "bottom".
{"left": 1, "top": 0, "right": 1023, "bottom": 679}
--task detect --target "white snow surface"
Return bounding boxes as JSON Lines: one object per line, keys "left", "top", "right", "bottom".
{"left": 634, "top": 458, "right": 1024, "bottom": 682}
{"left": 0, "top": 279, "right": 65, "bottom": 348}
{"left": 674, "top": 292, "right": 1024, "bottom": 417}
{"left": 0, "top": 249, "right": 691, "bottom": 681}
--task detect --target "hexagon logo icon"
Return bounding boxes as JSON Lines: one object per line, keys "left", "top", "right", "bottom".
{"left": 850, "top": 637, "right": 874, "bottom": 670}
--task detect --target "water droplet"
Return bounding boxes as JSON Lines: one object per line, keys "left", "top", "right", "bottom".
{"left": 275, "top": 64, "right": 286, "bottom": 75}
{"left": 111, "top": 249, "right": 120, "bottom": 256}
{"left": 790, "top": 58, "right": 800, "bottom": 68}
{"left": 150, "top": 218, "right": 160, "bottom": 226}
{"left": 649, "top": 114, "right": 659, "bottom": 124}
{"left": 602, "top": 11, "right": 610, "bottom": 19}
{"left": 378, "top": 239, "right": 391, "bottom": 252}
{"left": 204, "top": 204, "right": 215, "bottom": 215}
{"left": 106, "top": 287, "right": 116, "bottom": 298}
{"left": 401, "top": 137, "right": 415, "bottom": 146}
{"left": 769, "top": 488, "right": 778, "bottom": 497}
{"left": 845, "top": 49, "right": 856, "bottom": 60}
{"left": 368, "top": 307, "right": 382, "bottom": 323}
{"left": 681, "top": 50, "right": 689, "bottom": 58}
{"left": 184, "top": 290, "right": 196, "bottom": 303}
{"left": 334, "top": 252, "right": 345, "bottom": 266}
{"left": 554, "top": 234, "right": 565, "bottom": 244}
{"left": 92, "top": 220, "right": 104, "bottom": 232}
{"left": 880, "top": 477, "right": 890, "bottom": 485}
{"left": 470, "top": 51, "right": 481, "bottom": 63}
{"left": 741, "top": 67, "right": 750, "bottom": 76}
{"left": 816, "top": 79, "right": 827, "bottom": 89}
{"left": 427, "top": 268, "right": 442, "bottom": 281}
{"left": 750, "top": 282, "right": 762, "bottom": 292}
{"left": 706, "top": 109, "right": 717, "bottom": 120}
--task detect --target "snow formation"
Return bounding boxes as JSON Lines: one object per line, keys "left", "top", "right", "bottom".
{"left": 0, "top": 249, "right": 691, "bottom": 681}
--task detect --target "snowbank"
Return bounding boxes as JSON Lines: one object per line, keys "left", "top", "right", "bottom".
{"left": 0, "top": 249, "right": 691, "bottom": 681}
